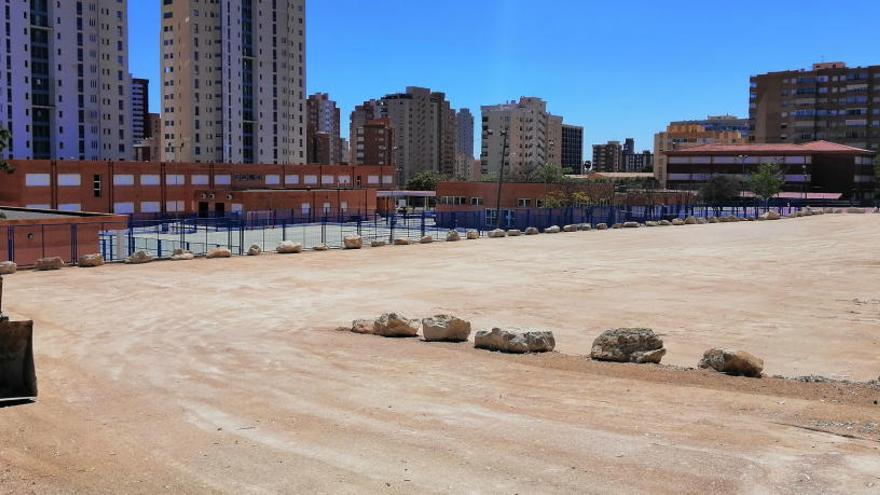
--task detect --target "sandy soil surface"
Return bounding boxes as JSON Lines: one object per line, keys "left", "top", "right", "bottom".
{"left": 1, "top": 214, "right": 879, "bottom": 494}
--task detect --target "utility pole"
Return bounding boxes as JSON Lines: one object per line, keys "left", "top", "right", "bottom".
{"left": 492, "top": 128, "right": 509, "bottom": 229}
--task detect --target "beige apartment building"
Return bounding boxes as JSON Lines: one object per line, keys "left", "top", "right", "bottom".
{"left": 161, "top": 0, "right": 307, "bottom": 164}
{"left": 480, "top": 97, "right": 564, "bottom": 177}
{"left": 653, "top": 124, "right": 746, "bottom": 187}
{"left": 0, "top": 0, "right": 132, "bottom": 160}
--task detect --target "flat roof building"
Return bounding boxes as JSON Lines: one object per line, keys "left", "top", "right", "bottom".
{"left": 749, "top": 62, "right": 880, "bottom": 152}
{"left": 665, "top": 141, "right": 875, "bottom": 202}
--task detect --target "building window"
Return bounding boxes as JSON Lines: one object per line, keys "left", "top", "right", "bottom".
{"left": 93, "top": 175, "right": 102, "bottom": 198}
{"left": 517, "top": 198, "right": 532, "bottom": 208}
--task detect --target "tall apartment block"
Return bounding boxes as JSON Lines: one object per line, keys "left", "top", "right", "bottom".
{"left": 653, "top": 121, "right": 746, "bottom": 187}
{"left": 749, "top": 62, "right": 880, "bottom": 152}
{"left": 561, "top": 124, "right": 584, "bottom": 173}
{"left": 352, "top": 88, "right": 456, "bottom": 182}
{"left": 307, "top": 93, "right": 341, "bottom": 164}
{"left": 455, "top": 109, "right": 474, "bottom": 179}
{"left": 480, "top": 97, "right": 564, "bottom": 177}
{"left": 132, "top": 78, "right": 150, "bottom": 141}
{"left": 0, "top": 0, "right": 132, "bottom": 160}
{"left": 161, "top": 0, "right": 307, "bottom": 164}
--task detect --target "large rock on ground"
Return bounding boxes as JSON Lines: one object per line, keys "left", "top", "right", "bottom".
{"left": 78, "top": 254, "right": 104, "bottom": 267}
{"left": 525, "top": 227, "right": 540, "bottom": 235}
{"left": 596, "top": 223, "right": 609, "bottom": 230}
{"left": 35, "top": 256, "right": 65, "bottom": 271}
{"left": 446, "top": 231, "right": 461, "bottom": 242}
{"left": 466, "top": 230, "right": 479, "bottom": 240}
{"left": 277, "top": 241, "right": 303, "bottom": 254}
{"left": 313, "top": 244, "right": 329, "bottom": 251}
{"left": 590, "top": 328, "right": 666, "bottom": 364}
{"left": 422, "top": 315, "right": 471, "bottom": 342}
{"left": 373, "top": 313, "right": 420, "bottom": 337}
{"left": 125, "top": 251, "right": 152, "bottom": 265}
{"left": 578, "top": 223, "right": 592, "bottom": 231}
{"left": 708, "top": 217, "right": 720, "bottom": 224}
{"left": 371, "top": 240, "right": 387, "bottom": 248}
{"left": 684, "top": 216, "right": 699, "bottom": 225}
{"left": 507, "top": 229, "right": 522, "bottom": 237}
{"left": 846, "top": 207, "right": 866, "bottom": 214}
{"left": 658, "top": 220, "right": 672, "bottom": 226}
{"left": 247, "top": 244, "right": 262, "bottom": 256}
{"left": 171, "top": 249, "right": 195, "bottom": 261}
{"left": 672, "top": 218, "right": 685, "bottom": 226}
{"left": 759, "top": 211, "right": 781, "bottom": 221}
{"left": 698, "top": 348, "right": 764, "bottom": 378}
{"left": 563, "top": 225, "right": 578, "bottom": 233}
{"left": 0, "top": 261, "right": 17, "bottom": 275}
{"left": 474, "top": 328, "right": 555, "bottom": 354}
{"left": 351, "top": 319, "right": 376, "bottom": 334}
{"left": 343, "top": 235, "right": 363, "bottom": 249}
{"left": 394, "top": 238, "right": 411, "bottom": 246}
{"left": 545, "top": 225, "right": 562, "bottom": 234}
{"left": 623, "top": 222, "right": 640, "bottom": 229}
{"left": 420, "top": 235, "right": 434, "bottom": 244}
{"left": 488, "top": 229, "right": 507, "bottom": 238}
{"left": 206, "top": 248, "right": 232, "bottom": 259}
{"left": 696, "top": 217, "right": 708, "bottom": 224}
{"left": 645, "top": 221, "right": 659, "bottom": 227}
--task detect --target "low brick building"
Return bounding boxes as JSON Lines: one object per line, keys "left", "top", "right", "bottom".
{"left": 0, "top": 207, "right": 127, "bottom": 267}
{"left": 665, "top": 141, "right": 876, "bottom": 202}
{"left": 0, "top": 161, "right": 397, "bottom": 217}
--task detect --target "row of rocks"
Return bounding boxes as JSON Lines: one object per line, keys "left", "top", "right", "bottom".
{"left": 344, "top": 313, "right": 555, "bottom": 353}
{"left": 344, "top": 317, "right": 765, "bottom": 378}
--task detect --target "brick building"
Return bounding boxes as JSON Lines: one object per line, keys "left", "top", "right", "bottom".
{"left": 665, "top": 141, "right": 876, "bottom": 202}
{"left": 0, "top": 161, "right": 397, "bottom": 218}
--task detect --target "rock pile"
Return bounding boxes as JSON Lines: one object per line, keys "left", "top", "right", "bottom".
{"left": 35, "top": 256, "right": 65, "bottom": 271}
{"left": 474, "top": 328, "right": 555, "bottom": 354}
{"left": 698, "top": 348, "right": 764, "bottom": 378}
{"left": 277, "top": 241, "right": 303, "bottom": 254}
{"left": 422, "top": 315, "right": 471, "bottom": 342}
{"left": 590, "top": 328, "right": 666, "bottom": 364}
{"left": 78, "top": 254, "right": 104, "bottom": 267}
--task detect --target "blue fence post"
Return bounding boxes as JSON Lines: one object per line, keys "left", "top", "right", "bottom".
{"left": 157, "top": 239, "right": 163, "bottom": 259}
{"left": 420, "top": 211, "right": 426, "bottom": 237}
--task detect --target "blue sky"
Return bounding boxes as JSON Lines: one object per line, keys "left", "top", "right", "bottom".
{"left": 130, "top": 0, "right": 880, "bottom": 157}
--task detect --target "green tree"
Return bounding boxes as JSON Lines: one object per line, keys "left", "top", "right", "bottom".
{"left": 406, "top": 171, "right": 446, "bottom": 191}
{"left": 874, "top": 154, "right": 880, "bottom": 200}
{"left": 698, "top": 175, "right": 740, "bottom": 213}
{"left": 749, "top": 163, "right": 784, "bottom": 210}
{"left": 0, "top": 126, "right": 12, "bottom": 174}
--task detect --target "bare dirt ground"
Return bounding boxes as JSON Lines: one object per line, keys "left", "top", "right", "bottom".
{"left": 1, "top": 214, "right": 879, "bottom": 494}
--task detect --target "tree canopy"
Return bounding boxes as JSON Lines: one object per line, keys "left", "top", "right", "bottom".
{"left": 748, "top": 163, "right": 784, "bottom": 204}
{"left": 0, "top": 126, "right": 12, "bottom": 174}
{"left": 698, "top": 175, "right": 740, "bottom": 209}
{"left": 406, "top": 171, "right": 446, "bottom": 191}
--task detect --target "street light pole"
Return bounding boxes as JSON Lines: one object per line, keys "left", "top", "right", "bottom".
{"left": 492, "top": 128, "right": 509, "bottom": 229}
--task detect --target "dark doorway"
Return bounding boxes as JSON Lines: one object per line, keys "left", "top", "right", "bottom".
{"left": 198, "top": 201, "right": 209, "bottom": 218}
{"left": 214, "top": 202, "right": 226, "bottom": 217}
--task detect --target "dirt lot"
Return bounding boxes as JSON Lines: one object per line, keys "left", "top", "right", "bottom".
{"left": 1, "top": 214, "right": 879, "bottom": 494}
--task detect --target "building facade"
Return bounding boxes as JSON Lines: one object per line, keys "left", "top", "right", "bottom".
{"left": 480, "top": 97, "right": 565, "bottom": 177}
{"left": 749, "top": 62, "right": 880, "bottom": 152}
{"left": 0, "top": 0, "right": 132, "bottom": 161}
{"left": 654, "top": 123, "right": 746, "bottom": 187}
{"left": 131, "top": 78, "right": 150, "bottom": 142}
{"left": 160, "top": 0, "right": 307, "bottom": 164}
{"left": 0, "top": 160, "right": 397, "bottom": 218}
{"left": 561, "top": 124, "right": 584, "bottom": 173}
{"left": 671, "top": 115, "right": 750, "bottom": 138}
{"left": 307, "top": 93, "right": 341, "bottom": 164}
{"left": 592, "top": 141, "right": 622, "bottom": 172}
{"left": 456, "top": 109, "right": 474, "bottom": 159}
{"left": 665, "top": 141, "right": 875, "bottom": 202}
